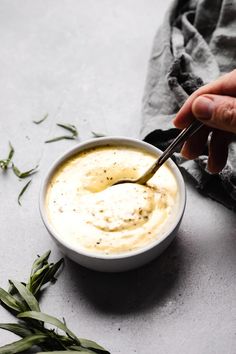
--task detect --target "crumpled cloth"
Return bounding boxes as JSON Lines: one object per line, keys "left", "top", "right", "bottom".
{"left": 141, "top": 0, "right": 236, "bottom": 211}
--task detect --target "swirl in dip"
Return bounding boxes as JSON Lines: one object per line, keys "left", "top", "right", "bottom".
{"left": 45, "top": 145, "right": 179, "bottom": 255}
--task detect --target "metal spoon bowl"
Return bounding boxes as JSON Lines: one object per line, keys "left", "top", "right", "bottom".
{"left": 114, "top": 120, "right": 203, "bottom": 186}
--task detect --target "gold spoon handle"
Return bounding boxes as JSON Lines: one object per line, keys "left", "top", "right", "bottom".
{"left": 138, "top": 120, "right": 204, "bottom": 184}
{"left": 158, "top": 120, "right": 203, "bottom": 167}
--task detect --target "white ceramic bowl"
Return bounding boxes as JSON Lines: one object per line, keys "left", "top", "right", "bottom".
{"left": 39, "top": 137, "right": 186, "bottom": 272}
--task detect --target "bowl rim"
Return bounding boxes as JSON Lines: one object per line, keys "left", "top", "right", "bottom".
{"left": 39, "top": 136, "right": 186, "bottom": 260}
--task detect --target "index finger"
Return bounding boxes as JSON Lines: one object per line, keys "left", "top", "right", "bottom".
{"left": 173, "top": 70, "right": 236, "bottom": 129}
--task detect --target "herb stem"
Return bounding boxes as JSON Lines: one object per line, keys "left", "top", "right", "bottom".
{"left": 33, "top": 113, "right": 48, "bottom": 125}
{"left": 17, "top": 180, "right": 32, "bottom": 206}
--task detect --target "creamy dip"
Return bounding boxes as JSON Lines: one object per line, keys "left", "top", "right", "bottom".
{"left": 46, "top": 145, "right": 179, "bottom": 255}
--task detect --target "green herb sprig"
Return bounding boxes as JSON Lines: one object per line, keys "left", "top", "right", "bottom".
{"left": 0, "top": 251, "right": 110, "bottom": 354}
{"left": 45, "top": 123, "right": 78, "bottom": 143}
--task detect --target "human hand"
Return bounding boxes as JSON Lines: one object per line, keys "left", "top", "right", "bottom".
{"left": 173, "top": 70, "right": 236, "bottom": 173}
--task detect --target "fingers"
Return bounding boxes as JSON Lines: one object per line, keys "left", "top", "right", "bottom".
{"left": 180, "top": 128, "right": 232, "bottom": 173}
{"left": 172, "top": 70, "right": 236, "bottom": 173}
{"left": 208, "top": 130, "right": 233, "bottom": 173}
{"left": 192, "top": 94, "right": 236, "bottom": 134}
{"left": 181, "top": 125, "right": 210, "bottom": 159}
{"left": 173, "top": 69, "right": 236, "bottom": 129}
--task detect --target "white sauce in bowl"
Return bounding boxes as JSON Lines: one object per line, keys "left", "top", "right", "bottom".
{"left": 45, "top": 145, "right": 179, "bottom": 255}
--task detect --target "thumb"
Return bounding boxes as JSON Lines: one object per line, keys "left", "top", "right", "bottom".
{"left": 192, "top": 94, "right": 236, "bottom": 133}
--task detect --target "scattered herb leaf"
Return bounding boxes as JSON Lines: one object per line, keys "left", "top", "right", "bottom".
{"left": 57, "top": 123, "right": 78, "bottom": 137}
{"left": 33, "top": 113, "right": 48, "bottom": 125}
{"left": 0, "top": 252, "right": 110, "bottom": 354}
{"left": 0, "top": 143, "right": 38, "bottom": 205}
{"left": 12, "top": 164, "right": 38, "bottom": 179}
{"left": 0, "top": 142, "right": 14, "bottom": 170}
{"left": 45, "top": 123, "right": 78, "bottom": 143}
{"left": 45, "top": 136, "right": 75, "bottom": 143}
{"left": 17, "top": 180, "right": 32, "bottom": 206}
{"left": 91, "top": 131, "right": 107, "bottom": 138}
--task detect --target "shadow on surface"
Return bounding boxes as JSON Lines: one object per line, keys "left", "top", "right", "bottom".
{"left": 66, "top": 236, "right": 187, "bottom": 314}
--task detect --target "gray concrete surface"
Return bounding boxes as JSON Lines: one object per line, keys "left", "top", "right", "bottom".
{"left": 0, "top": 1, "right": 236, "bottom": 353}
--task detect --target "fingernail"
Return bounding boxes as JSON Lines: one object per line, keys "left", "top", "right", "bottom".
{"left": 180, "top": 143, "right": 192, "bottom": 159}
{"left": 180, "top": 143, "right": 188, "bottom": 158}
{"left": 193, "top": 96, "right": 214, "bottom": 120}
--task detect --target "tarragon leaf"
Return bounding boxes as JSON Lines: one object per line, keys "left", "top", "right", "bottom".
{"left": 30, "top": 250, "right": 51, "bottom": 276}
{"left": 45, "top": 135, "right": 75, "bottom": 143}
{"left": 57, "top": 123, "right": 78, "bottom": 137}
{"left": 17, "top": 180, "right": 32, "bottom": 206}
{"left": 0, "top": 142, "right": 14, "bottom": 170}
{"left": 0, "top": 252, "right": 110, "bottom": 354}
{"left": 0, "top": 334, "right": 47, "bottom": 354}
{"left": 45, "top": 123, "right": 78, "bottom": 143}
{"left": 0, "top": 288, "right": 22, "bottom": 312}
{"left": 0, "top": 323, "right": 34, "bottom": 338}
{"left": 91, "top": 131, "right": 107, "bottom": 138}
{"left": 40, "top": 258, "right": 64, "bottom": 285}
{"left": 9, "top": 280, "right": 40, "bottom": 312}
{"left": 12, "top": 164, "right": 38, "bottom": 179}
{"left": 28, "top": 253, "right": 64, "bottom": 296}
{"left": 33, "top": 113, "right": 48, "bottom": 124}
{"left": 18, "top": 311, "right": 80, "bottom": 344}
{"left": 28, "top": 264, "right": 50, "bottom": 294}
{"left": 30, "top": 260, "right": 64, "bottom": 296}
{"left": 79, "top": 338, "right": 110, "bottom": 353}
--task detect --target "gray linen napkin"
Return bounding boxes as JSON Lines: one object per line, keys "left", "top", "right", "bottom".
{"left": 141, "top": 0, "right": 236, "bottom": 211}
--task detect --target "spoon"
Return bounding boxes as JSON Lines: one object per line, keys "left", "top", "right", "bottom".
{"left": 115, "top": 120, "right": 203, "bottom": 186}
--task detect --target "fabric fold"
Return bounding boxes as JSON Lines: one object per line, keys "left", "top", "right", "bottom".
{"left": 141, "top": 0, "right": 236, "bottom": 211}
